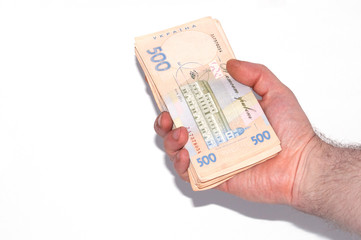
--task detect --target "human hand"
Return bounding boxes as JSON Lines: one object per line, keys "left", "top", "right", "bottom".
{"left": 154, "top": 59, "right": 316, "bottom": 205}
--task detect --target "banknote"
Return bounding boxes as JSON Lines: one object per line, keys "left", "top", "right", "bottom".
{"left": 135, "top": 17, "right": 281, "bottom": 190}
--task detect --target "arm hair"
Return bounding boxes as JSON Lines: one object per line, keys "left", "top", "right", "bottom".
{"left": 294, "top": 130, "right": 361, "bottom": 234}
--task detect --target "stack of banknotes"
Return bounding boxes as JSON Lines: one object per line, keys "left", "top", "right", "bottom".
{"left": 135, "top": 17, "right": 281, "bottom": 191}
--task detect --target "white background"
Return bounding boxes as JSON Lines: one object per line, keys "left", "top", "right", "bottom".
{"left": 1, "top": 0, "right": 361, "bottom": 239}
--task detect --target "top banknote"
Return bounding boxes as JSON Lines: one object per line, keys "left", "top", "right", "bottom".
{"left": 135, "top": 17, "right": 281, "bottom": 190}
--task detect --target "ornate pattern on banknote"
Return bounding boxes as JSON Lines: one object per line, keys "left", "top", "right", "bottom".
{"left": 180, "top": 80, "right": 248, "bottom": 149}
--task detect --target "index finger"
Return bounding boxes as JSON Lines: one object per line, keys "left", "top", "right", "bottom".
{"left": 154, "top": 111, "right": 173, "bottom": 138}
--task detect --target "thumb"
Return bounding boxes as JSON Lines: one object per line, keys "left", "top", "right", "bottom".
{"left": 226, "top": 59, "right": 284, "bottom": 97}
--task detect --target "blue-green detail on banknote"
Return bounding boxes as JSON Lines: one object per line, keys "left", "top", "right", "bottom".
{"left": 180, "top": 80, "right": 248, "bottom": 149}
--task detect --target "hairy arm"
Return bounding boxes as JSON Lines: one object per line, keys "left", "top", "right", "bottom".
{"left": 154, "top": 59, "right": 361, "bottom": 235}
{"left": 293, "top": 133, "right": 361, "bottom": 234}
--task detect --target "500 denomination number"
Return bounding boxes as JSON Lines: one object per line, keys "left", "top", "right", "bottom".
{"left": 197, "top": 153, "right": 216, "bottom": 167}
{"left": 146, "top": 47, "right": 171, "bottom": 71}
{"left": 251, "top": 130, "right": 271, "bottom": 145}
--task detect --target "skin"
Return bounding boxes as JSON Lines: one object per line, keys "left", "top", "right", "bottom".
{"left": 153, "top": 59, "right": 361, "bottom": 234}
{"left": 154, "top": 59, "right": 316, "bottom": 204}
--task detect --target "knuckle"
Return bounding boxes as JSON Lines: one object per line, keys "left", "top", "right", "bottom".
{"left": 258, "top": 64, "right": 270, "bottom": 73}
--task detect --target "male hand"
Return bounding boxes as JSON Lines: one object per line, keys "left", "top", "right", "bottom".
{"left": 154, "top": 59, "right": 316, "bottom": 205}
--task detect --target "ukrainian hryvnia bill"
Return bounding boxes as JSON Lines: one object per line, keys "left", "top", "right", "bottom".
{"left": 135, "top": 17, "right": 281, "bottom": 191}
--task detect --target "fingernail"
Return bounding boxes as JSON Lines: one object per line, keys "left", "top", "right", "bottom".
{"left": 172, "top": 128, "right": 180, "bottom": 140}
{"left": 157, "top": 114, "right": 162, "bottom": 128}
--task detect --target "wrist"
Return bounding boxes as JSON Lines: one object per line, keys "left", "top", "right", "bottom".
{"left": 291, "top": 134, "right": 329, "bottom": 212}
{"left": 291, "top": 133, "right": 361, "bottom": 234}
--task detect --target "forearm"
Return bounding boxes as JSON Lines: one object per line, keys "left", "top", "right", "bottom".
{"left": 293, "top": 133, "right": 361, "bottom": 234}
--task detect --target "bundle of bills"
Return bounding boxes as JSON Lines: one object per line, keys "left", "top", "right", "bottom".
{"left": 135, "top": 17, "right": 281, "bottom": 191}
